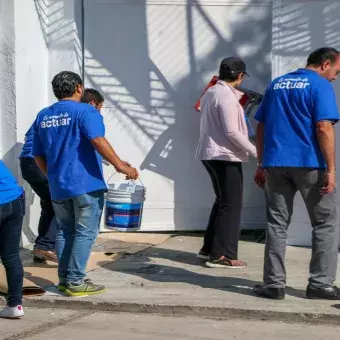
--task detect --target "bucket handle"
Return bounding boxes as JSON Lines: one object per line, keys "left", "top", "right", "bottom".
{"left": 107, "top": 171, "right": 145, "bottom": 187}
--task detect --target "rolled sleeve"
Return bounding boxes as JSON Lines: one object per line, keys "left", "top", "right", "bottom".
{"left": 313, "top": 81, "right": 340, "bottom": 123}
{"left": 79, "top": 107, "right": 105, "bottom": 140}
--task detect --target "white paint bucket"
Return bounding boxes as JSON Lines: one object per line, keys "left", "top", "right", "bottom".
{"left": 104, "top": 179, "right": 146, "bottom": 232}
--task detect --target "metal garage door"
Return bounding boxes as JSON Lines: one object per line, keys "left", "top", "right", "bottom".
{"left": 84, "top": 0, "right": 272, "bottom": 231}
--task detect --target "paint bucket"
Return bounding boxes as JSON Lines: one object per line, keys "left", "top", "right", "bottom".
{"left": 104, "top": 176, "right": 145, "bottom": 232}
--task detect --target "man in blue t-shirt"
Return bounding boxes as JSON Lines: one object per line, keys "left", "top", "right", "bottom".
{"left": 20, "top": 124, "right": 58, "bottom": 263}
{"left": 32, "top": 71, "right": 138, "bottom": 296}
{"left": 20, "top": 88, "right": 106, "bottom": 264}
{"left": 253, "top": 47, "right": 340, "bottom": 300}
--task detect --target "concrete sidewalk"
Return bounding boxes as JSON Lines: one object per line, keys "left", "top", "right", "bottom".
{"left": 17, "top": 235, "right": 340, "bottom": 325}
{"left": 4, "top": 308, "right": 340, "bottom": 339}
{"left": 3, "top": 308, "right": 340, "bottom": 340}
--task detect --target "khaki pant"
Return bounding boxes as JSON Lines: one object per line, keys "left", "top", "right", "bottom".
{"left": 263, "top": 168, "right": 339, "bottom": 288}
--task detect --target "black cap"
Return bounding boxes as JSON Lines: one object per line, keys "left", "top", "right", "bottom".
{"left": 219, "top": 57, "right": 249, "bottom": 76}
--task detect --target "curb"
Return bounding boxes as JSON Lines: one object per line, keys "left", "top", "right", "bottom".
{"left": 20, "top": 297, "right": 340, "bottom": 326}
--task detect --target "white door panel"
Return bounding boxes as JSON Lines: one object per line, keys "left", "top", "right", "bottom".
{"left": 85, "top": 0, "right": 272, "bottom": 231}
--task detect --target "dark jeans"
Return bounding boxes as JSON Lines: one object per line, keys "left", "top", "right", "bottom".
{"left": 20, "top": 157, "right": 56, "bottom": 251}
{"left": 201, "top": 160, "right": 243, "bottom": 260}
{"left": 0, "top": 196, "right": 25, "bottom": 306}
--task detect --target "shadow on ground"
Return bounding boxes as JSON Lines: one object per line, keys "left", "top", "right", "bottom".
{"left": 98, "top": 244, "right": 307, "bottom": 300}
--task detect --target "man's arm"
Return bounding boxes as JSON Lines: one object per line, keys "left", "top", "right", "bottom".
{"left": 32, "top": 118, "right": 47, "bottom": 175}
{"left": 91, "top": 137, "right": 138, "bottom": 179}
{"left": 79, "top": 109, "right": 138, "bottom": 179}
{"left": 316, "top": 121, "right": 335, "bottom": 172}
{"left": 312, "top": 81, "right": 338, "bottom": 173}
{"left": 34, "top": 156, "right": 47, "bottom": 175}
{"left": 255, "top": 122, "right": 265, "bottom": 166}
{"left": 253, "top": 92, "right": 268, "bottom": 189}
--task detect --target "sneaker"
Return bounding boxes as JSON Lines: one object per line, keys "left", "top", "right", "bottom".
{"left": 57, "top": 284, "right": 67, "bottom": 293}
{"left": 33, "top": 255, "right": 46, "bottom": 263}
{"left": 65, "top": 279, "right": 106, "bottom": 297}
{"left": 0, "top": 305, "right": 24, "bottom": 319}
{"left": 196, "top": 250, "right": 210, "bottom": 260}
{"left": 306, "top": 285, "right": 340, "bottom": 300}
{"left": 33, "top": 249, "right": 58, "bottom": 263}
{"left": 206, "top": 257, "right": 247, "bottom": 269}
{"left": 253, "top": 285, "right": 285, "bottom": 300}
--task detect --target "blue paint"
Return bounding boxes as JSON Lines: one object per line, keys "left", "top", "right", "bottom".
{"left": 105, "top": 201, "right": 143, "bottom": 229}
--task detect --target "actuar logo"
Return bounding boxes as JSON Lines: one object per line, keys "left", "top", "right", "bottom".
{"left": 40, "top": 113, "right": 71, "bottom": 128}
{"left": 273, "top": 77, "right": 310, "bottom": 90}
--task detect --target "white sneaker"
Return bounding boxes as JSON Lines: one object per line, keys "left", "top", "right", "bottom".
{"left": 0, "top": 305, "right": 24, "bottom": 319}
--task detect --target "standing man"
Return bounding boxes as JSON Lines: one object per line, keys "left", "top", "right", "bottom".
{"left": 20, "top": 125, "right": 57, "bottom": 263}
{"left": 19, "top": 88, "right": 106, "bottom": 264}
{"left": 81, "top": 88, "right": 104, "bottom": 111}
{"left": 32, "top": 71, "right": 138, "bottom": 297}
{"left": 253, "top": 47, "right": 340, "bottom": 300}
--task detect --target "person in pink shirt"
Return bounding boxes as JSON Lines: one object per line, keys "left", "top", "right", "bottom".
{"left": 196, "top": 57, "right": 257, "bottom": 268}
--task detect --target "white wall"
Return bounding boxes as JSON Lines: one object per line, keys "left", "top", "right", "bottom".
{"left": 14, "top": 0, "right": 50, "bottom": 246}
{"left": 0, "top": 0, "right": 82, "bottom": 246}
{"left": 44, "top": 0, "right": 83, "bottom": 102}
{"left": 84, "top": 0, "right": 272, "bottom": 232}
{"left": 0, "top": 0, "right": 16, "bottom": 175}
{"left": 9, "top": 0, "right": 339, "bottom": 245}
{"left": 272, "top": 0, "right": 340, "bottom": 246}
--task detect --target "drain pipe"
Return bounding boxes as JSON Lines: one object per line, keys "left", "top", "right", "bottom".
{"left": 81, "top": 0, "right": 85, "bottom": 82}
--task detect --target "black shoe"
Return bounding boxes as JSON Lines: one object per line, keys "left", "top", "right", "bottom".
{"left": 306, "top": 285, "right": 340, "bottom": 300}
{"left": 33, "top": 256, "right": 46, "bottom": 263}
{"left": 196, "top": 250, "right": 210, "bottom": 261}
{"left": 253, "top": 285, "right": 285, "bottom": 300}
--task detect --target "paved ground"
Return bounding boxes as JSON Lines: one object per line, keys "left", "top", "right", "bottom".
{"left": 2, "top": 235, "right": 340, "bottom": 337}
{"left": 0, "top": 308, "right": 77, "bottom": 340}
{"left": 1, "top": 308, "right": 340, "bottom": 340}
{"left": 17, "top": 235, "right": 340, "bottom": 324}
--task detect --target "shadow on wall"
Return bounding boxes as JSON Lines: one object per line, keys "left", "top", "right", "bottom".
{"left": 78, "top": 0, "right": 272, "bottom": 229}
{"left": 1, "top": 143, "right": 36, "bottom": 246}
{"left": 34, "top": 0, "right": 340, "bottom": 231}
{"left": 271, "top": 1, "right": 340, "bottom": 245}
{"left": 34, "top": 0, "right": 273, "bottom": 229}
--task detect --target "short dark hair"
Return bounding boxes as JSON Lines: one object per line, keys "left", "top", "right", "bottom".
{"left": 81, "top": 88, "right": 104, "bottom": 105}
{"left": 51, "top": 71, "right": 83, "bottom": 100}
{"left": 218, "top": 68, "right": 242, "bottom": 82}
{"left": 307, "top": 47, "right": 339, "bottom": 67}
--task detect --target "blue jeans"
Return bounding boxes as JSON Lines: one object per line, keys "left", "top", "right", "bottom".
{"left": 52, "top": 190, "right": 104, "bottom": 285}
{"left": 0, "top": 195, "right": 25, "bottom": 306}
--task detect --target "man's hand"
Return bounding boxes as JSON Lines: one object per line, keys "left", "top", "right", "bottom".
{"left": 254, "top": 167, "right": 266, "bottom": 189}
{"left": 320, "top": 172, "right": 336, "bottom": 195}
{"left": 122, "top": 160, "right": 131, "bottom": 167}
{"left": 124, "top": 166, "right": 139, "bottom": 180}
{"left": 116, "top": 163, "right": 139, "bottom": 180}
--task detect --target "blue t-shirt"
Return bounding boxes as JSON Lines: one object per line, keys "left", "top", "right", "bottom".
{"left": 255, "top": 69, "right": 340, "bottom": 168}
{"left": 32, "top": 100, "right": 107, "bottom": 200}
{"left": 20, "top": 124, "right": 34, "bottom": 159}
{"left": 0, "top": 161, "right": 24, "bottom": 205}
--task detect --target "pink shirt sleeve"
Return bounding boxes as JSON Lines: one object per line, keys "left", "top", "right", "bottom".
{"left": 219, "top": 98, "right": 257, "bottom": 158}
